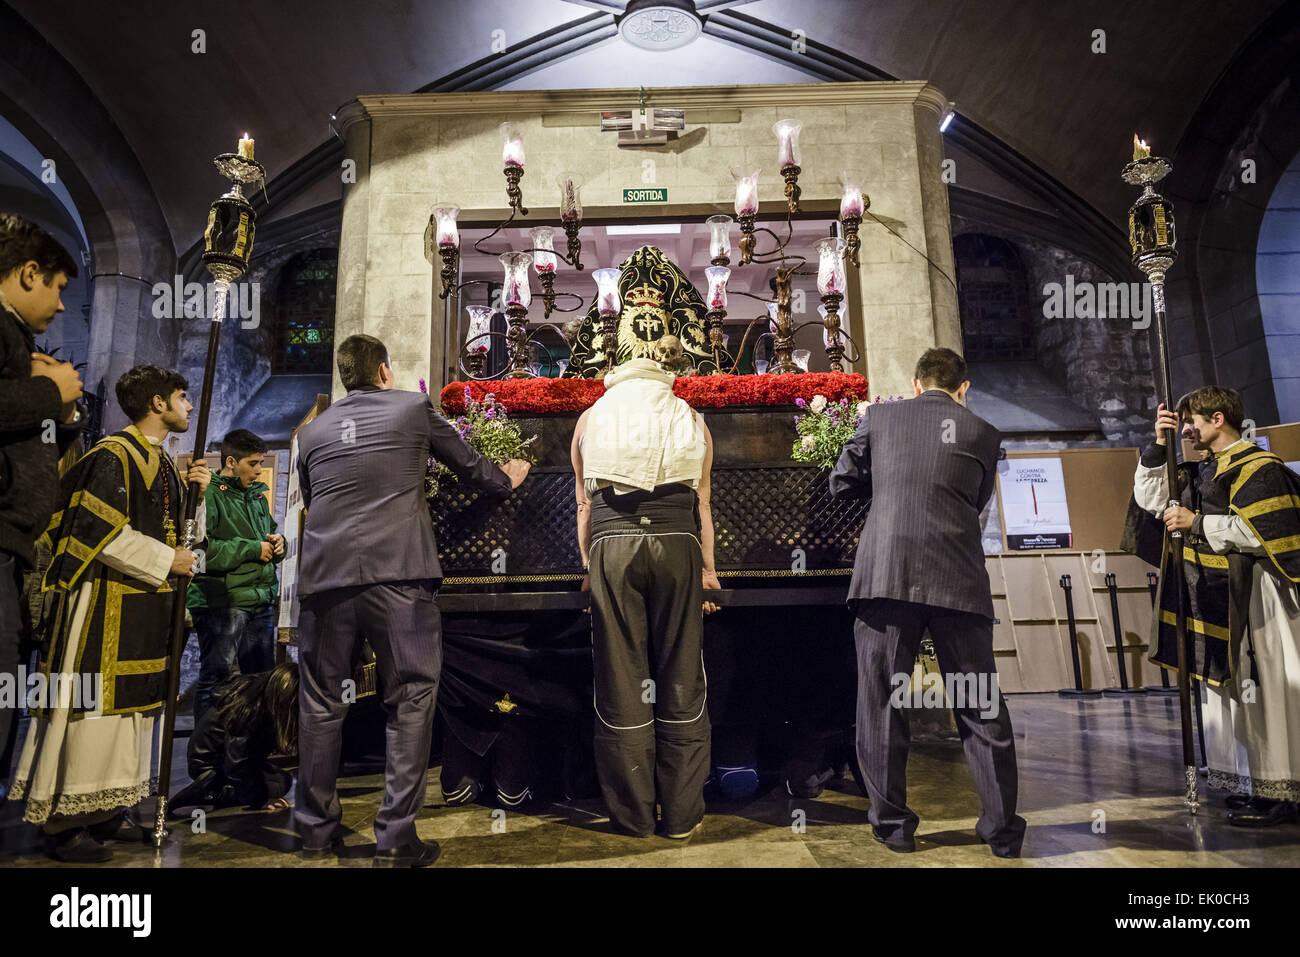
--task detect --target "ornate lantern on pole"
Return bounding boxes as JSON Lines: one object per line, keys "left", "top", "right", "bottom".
{"left": 1122, "top": 133, "right": 1197, "bottom": 814}
{"left": 155, "top": 135, "right": 266, "bottom": 846}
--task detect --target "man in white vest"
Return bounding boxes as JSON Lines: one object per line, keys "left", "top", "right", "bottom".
{"left": 570, "top": 337, "right": 719, "bottom": 838}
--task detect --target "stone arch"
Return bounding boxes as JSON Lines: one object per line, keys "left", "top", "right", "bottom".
{"left": 0, "top": 5, "right": 177, "bottom": 435}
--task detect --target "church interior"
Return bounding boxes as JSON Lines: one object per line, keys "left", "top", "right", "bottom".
{"left": 1, "top": 0, "right": 1298, "bottom": 889}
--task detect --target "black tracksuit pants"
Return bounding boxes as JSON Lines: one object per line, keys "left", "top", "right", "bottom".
{"left": 588, "top": 485, "right": 709, "bottom": 836}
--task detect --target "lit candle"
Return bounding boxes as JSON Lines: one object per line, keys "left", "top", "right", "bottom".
{"left": 705, "top": 266, "right": 730, "bottom": 310}
{"left": 733, "top": 168, "right": 760, "bottom": 216}
{"left": 558, "top": 175, "right": 582, "bottom": 222}
{"left": 499, "top": 251, "right": 532, "bottom": 308}
{"left": 432, "top": 204, "right": 460, "bottom": 248}
{"left": 593, "top": 268, "right": 621, "bottom": 316}
{"left": 815, "top": 237, "right": 846, "bottom": 296}
{"left": 706, "top": 214, "right": 732, "bottom": 262}
{"left": 1133, "top": 134, "right": 1151, "bottom": 161}
{"left": 530, "top": 226, "right": 557, "bottom": 273}
{"left": 237, "top": 133, "right": 254, "bottom": 160}
{"left": 773, "top": 119, "right": 802, "bottom": 169}
{"left": 501, "top": 122, "right": 525, "bottom": 168}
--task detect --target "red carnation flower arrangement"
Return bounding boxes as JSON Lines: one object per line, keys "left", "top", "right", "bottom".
{"left": 440, "top": 372, "right": 869, "bottom": 416}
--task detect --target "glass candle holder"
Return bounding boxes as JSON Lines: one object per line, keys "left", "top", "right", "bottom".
{"left": 529, "top": 226, "right": 557, "bottom": 273}
{"left": 704, "top": 265, "right": 730, "bottom": 310}
{"left": 465, "top": 304, "right": 492, "bottom": 353}
{"left": 767, "top": 301, "right": 778, "bottom": 334}
{"left": 839, "top": 170, "right": 865, "bottom": 218}
{"left": 706, "top": 214, "right": 733, "bottom": 262}
{"left": 499, "top": 251, "right": 533, "bottom": 308}
{"left": 432, "top": 204, "right": 461, "bottom": 248}
{"left": 500, "top": 121, "right": 525, "bottom": 168}
{"left": 773, "top": 118, "right": 802, "bottom": 168}
{"left": 593, "top": 267, "right": 621, "bottom": 316}
{"left": 732, "top": 168, "right": 760, "bottom": 216}
{"left": 815, "top": 237, "right": 846, "bottom": 296}
{"left": 793, "top": 349, "right": 811, "bottom": 372}
{"left": 557, "top": 173, "right": 583, "bottom": 221}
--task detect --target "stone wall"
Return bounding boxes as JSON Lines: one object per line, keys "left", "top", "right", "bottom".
{"left": 953, "top": 217, "right": 1157, "bottom": 448}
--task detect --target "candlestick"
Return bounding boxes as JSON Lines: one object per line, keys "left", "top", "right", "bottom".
{"left": 838, "top": 169, "right": 868, "bottom": 268}
{"left": 592, "top": 267, "right": 622, "bottom": 373}
{"left": 432, "top": 203, "right": 460, "bottom": 248}
{"left": 773, "top": 119, "right": 802, "bottom": 213}
{"left": 499, "top": 251, "right": 532, "bottom": 309}
{"left": 557, "top": 173, "right": 584, "bottom": 270}
{"left": 501, "top": 122, "right": 527, "bottom": 215}
{"left": 706, "top": 214, "right": 733, "bottom": 266}
{"left": 732, "top": 167, "right": 759, "bottom": 217}
{"left": 432, "top": 204, "right": 461, "bottom": 300}
{"left": 815, "top": 237, "right": 846, "bottom": 297}
{"left": 704, "top": 266, "right": 730, "bottom": 375}
{"left": 464, "top": 304, "right": 492, "bottom": 378}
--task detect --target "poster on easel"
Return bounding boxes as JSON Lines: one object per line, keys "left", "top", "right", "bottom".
{"left": 278, "top": 395, "right": 330, "bottom": 641}
{"left": 998, "top": 457, "right": 1073, "bottom": 550}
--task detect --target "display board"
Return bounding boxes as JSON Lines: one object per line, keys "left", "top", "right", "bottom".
{"left": 277, "top": 395, "right": 331, "bottom": 641}
{"left": 996, "top": 447, "right": 1140, "bottom": 553}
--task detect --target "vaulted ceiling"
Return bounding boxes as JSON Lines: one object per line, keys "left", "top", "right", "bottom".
{"left": 3, "top": 0, "right": 1289, "bottom": 262}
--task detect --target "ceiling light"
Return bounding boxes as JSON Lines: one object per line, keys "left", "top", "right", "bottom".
{"left": 617, "top": 0, "right": 703, "bottom": 51}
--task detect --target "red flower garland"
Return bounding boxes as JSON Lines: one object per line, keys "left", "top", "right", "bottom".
{"left": 440, "top": 372, "right": 869, "bottom": 415}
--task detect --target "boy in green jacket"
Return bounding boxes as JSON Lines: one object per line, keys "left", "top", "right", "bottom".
{"left": 188, "top": 429, "right": 284, "bottom": 724}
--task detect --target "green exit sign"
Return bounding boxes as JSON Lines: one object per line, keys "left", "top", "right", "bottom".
{"left": 623, "top": 187, "right": 668, "bottom": 204}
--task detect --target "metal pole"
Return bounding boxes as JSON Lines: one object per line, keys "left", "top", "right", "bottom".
{"left": 152, "top": 280, "right": 227, "bottom": 847}
{"left": 1149, "top": 274, "right": 1199, "bottom": 812}
{"left": 1103, "top": 572, "right": 1145, "bottom": 696}
{"left": 1058, "top": 574, "right": 1101, "bottom": 698}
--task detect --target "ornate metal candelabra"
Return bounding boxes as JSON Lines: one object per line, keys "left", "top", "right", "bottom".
{"left": 1123, "top": 134, "right": 1197, "bottom": 814}
{"left": 155, "top": 140, "right": 265, "bottom": 848}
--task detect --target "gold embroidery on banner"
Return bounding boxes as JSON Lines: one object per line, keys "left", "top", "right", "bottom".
{"left": 100, "top": 578, "right": 167, "bottom": 714}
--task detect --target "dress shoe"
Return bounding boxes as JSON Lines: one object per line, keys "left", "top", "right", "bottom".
{"left": 870, "top": 828, "right": 915, "bottom": 853}
{"left": 47, "top": 828, "right": 114, "bottom": 863}
{"left": 1224, "top": 794, "right": 1252, "bottom": 810}
{"left": 87, "top": 812, "right": 127, "bottom": 843}
{"left": 300, "top": 835, "right": 343, "bottom": 861}
{"left": 373, "top": 839, "right": 441, "bottom": 868}
{"left": 662, "top": 820, "right": 703, "bottom": 840}
{"left": 1227, "top": 799, "right": 1297, "bottom": 828}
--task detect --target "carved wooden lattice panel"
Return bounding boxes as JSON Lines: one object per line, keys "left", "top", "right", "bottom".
{"left": 429, "top": 466, "right": 867, "bottom": 577}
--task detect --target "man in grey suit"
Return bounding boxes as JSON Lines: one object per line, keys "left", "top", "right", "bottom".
{"left": 830, "top": 347, "right": 1025, "bottom": 857}
{"left": 294, "top": 334, "right": 530, "bottom": 866}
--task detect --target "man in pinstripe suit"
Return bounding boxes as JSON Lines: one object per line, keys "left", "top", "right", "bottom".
{"left": 830, "top": 348, "right": 1025, "bottom": 857}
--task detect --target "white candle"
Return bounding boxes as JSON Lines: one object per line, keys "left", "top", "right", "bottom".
{"left": 733, "top": 169, "right": 760, "bottom": 216}
{"left": 237, "top": 133, "right": 254, "bottom": 160}
{"left": 840, "top": 185, "right": 865, "bottom": 218}
{"left": 501, "top": 122, "right": 525, "bottom": 168}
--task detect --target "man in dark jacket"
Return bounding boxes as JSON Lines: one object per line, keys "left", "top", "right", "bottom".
{"left": 0, "top": 214, "right": 83, "bottom": 786}
{"left": 294, "top": 334, "right": 530, "bottom": 866}
{"left": 188, "top": 428, "right": 284, "bottom": 725}
{"left": 830, "top": 347, "right": 1025, "bottom": 858}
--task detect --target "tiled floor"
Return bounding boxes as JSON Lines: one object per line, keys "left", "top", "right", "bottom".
{"left": 2, "top": 693, "right": 1298, "bottom": 867}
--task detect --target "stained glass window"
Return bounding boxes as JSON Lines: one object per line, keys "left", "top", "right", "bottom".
{"left": 272, "top": 249, "right": 337, "bottom": 373}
